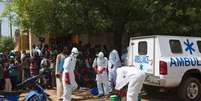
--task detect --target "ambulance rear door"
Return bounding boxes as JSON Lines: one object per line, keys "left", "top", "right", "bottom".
{"left": 129, "top": 37, "right": 155, "bottom": 74}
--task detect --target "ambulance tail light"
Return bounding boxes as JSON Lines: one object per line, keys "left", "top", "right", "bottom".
{"left": 160, "top": 61, "right": 167, "bottom": 75}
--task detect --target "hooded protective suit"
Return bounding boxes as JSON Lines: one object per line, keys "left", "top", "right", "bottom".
{"left": 62, "top": 47, "right": 78, "bottom": 101}
{"left": 108, "top": 49, "right": 121, "bottom": 92}
{"left": 115, "top": 66, "right": 145, "bottom": 101}
{"left": 35, "top": 47, "right": 42, "bottom": 57}
{"left": 93, "top": 52, "right": 109, "bottom": 96}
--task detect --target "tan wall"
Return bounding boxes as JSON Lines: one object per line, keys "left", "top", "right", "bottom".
{"left": 80, "top": 33, "right": 129, "bottom": 50}
{"left": 29, "top": 32, "right": 40, "bottom": 51}
{"left": 13, "top": 31, "right": 40, "bottom": 52}
{"left": 80, "top": 33, "right": 114, "bottom": 49}
{"left": 15, "top": 32, "right": 128, "bottom": 52}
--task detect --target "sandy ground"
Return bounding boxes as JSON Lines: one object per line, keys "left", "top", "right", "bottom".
{"left": 18, "top": 88, "right": 179, "bottom": 101}
{"left": 19, "top": 88, "right": 110, "bottom": 101}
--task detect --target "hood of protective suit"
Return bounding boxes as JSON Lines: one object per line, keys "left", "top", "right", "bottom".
{"left": 109, "top": 49, "right": 121, "bottom": 66}
{"left": 71, "top": 47, "right": 79, "bottom": 53}
{"left": 35, "top": 47, "right": 39, "bottom": 49}
{"left": 98, "top": 52, "right": 104, "bottom": 58}
{"left": 71, "top": 47, "right": 79, "bottom": 57}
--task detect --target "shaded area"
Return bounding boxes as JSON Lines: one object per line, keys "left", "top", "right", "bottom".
{"left": 142, "top": 91, "right": 180, "bottom": 101}
{"left": 19, "top": 88, "right": 180, "bottom": 101}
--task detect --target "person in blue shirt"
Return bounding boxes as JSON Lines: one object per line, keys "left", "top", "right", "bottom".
{"left": 55, "top": 47, "right": 68, "bottom": 100}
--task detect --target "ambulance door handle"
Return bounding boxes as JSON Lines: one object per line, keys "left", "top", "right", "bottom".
{"left": 148, "top": 58, "right": 153, "bottom": 65}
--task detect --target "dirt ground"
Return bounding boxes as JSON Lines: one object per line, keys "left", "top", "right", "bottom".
{"left": 19, "top": 88, "right": 110, "bottom": 101}
{"left": 18, "top": 88, "right": 179, "bottom": 101}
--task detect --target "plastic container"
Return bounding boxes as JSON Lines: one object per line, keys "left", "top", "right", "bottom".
{"left": 0, "top": 95, "right": 5, "bottom": 101}
{"left": 110, "top": 95, "right": 121, "bottom": 101}
{"left": 90, "top": 87, "right": 98, "bottom": 96}
{"left": 5, "top": 95, "right": 19, "bottom": 101}
{"left": 0, "top": 91, "right": 20, "bottom": 101}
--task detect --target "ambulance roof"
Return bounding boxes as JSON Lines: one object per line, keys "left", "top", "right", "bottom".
{"left": 130, "top": 35, "right": 201, "bottom": 40}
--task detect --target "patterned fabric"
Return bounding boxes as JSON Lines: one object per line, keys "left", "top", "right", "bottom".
{"left": 8, "top": 64, "right": 17, "bottom": 77}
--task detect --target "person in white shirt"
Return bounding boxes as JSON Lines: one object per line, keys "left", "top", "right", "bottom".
{"left": 55, "top": 47, "right": 68, "bottom": 100}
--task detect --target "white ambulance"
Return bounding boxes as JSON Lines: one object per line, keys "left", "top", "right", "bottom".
{"left": 128, "top": 35, "right": 201, "bottom": 101}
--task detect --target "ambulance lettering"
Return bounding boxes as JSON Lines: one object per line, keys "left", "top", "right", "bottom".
{"left": 135, "top": 56, "right": 149, "bottom": 70}
{"left": 170, "top": 57, "right": 201, "bottom": 67}
{"left": 135, "top": 56, "right": 149, "bottom": 64}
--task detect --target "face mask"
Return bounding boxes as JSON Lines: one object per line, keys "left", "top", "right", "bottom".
{"left": 98, "top": 52, "right": 104, "bottom": 58}
{"left": 73, "top": 53, "right": 79, "bottom": 58}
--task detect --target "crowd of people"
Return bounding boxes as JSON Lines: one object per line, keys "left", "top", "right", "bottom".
{"left": 0, "top": 42, "right": 128, "bottom": 101}
{"left": 0, "top": 44, "right": 58, "bottom": 91}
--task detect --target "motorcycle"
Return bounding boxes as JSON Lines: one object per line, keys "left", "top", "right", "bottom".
{"left": 17, "top": 69, "right": 49, "bottom": 101}
{"left": 0, "top": 72, "right": 48, "bottom": 101}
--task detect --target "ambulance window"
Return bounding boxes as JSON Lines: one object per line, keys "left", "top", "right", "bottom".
{"left": 197, "top": 41, "right": 201, "bottom": 53}
{"left": 169, "top": 40, "right": 182, "bottom": 53}
{"left": 138, "top": 41, "right": 147, "bottom": 55}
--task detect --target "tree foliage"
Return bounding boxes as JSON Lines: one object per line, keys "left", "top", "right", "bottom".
{"left": 0, "top": 37, "right": 14, "bottom": 52}
{"left": 2, "top": 0, "right": 201, "bottom": 49}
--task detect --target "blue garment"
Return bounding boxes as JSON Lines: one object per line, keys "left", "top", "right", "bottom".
{"left": 8, "top": 64, "right": 17, "bottom": 77}
{"left": 59, "top": 58, "right": 65, "bottom": 72}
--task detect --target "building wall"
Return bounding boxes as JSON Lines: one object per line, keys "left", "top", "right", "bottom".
{"left": 80, "top": 33, "right": 114, "bottom": 49}
{"left": 0, "top": 2, "right": 17, "bottom": 37}
{"left": 16, "top": 32, "right": 129, "bottom": 53}
{"left": 80, "top": 33, "right": 129, "bottom": 51}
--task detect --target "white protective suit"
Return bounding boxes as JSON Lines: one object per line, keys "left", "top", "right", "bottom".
{"left": 108, "top": 49, "right": 121, "bottom": 92}
{"left": 62, "top": 47, "right": 78, "bottom": 101}
{"left": 115, "top": 66, "right": 145, "bottom": 101}
{"left": 55, "top": 53, "right": 66, "bottom": 100}
{"left": 35, "top": 47, "right": 42, "bottom": 56}
{"left": 92, "top": 52, "right": 109, "bottom": 96}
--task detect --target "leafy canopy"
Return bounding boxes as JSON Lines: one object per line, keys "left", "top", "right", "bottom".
{"left": 2, "top": 0, "right": 201, "bottom": 37}
{"left": 0, "top": 37, "right": 14, "bottom": 52}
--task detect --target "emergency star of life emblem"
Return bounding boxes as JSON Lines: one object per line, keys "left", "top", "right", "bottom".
{"left": 140, "top": 64, "right": 144, "bottom": 70}
{"left": 184, "top": 39, "right": 195, "bottom": 55}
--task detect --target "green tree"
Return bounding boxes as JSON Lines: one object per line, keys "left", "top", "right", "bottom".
{"left": 3, "top": 0, "right": 201, "bottom": 50}
{"left": 0, "top": 37, "right": 14, "bottom": 52}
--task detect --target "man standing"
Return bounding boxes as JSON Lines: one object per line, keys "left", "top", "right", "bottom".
{"left": 21, "top": 52, "right": 30, "bottom": 81}
{"left": 55, "top": 47, "right": 68, "bottom": 100}
{"left": 92, "top": 52, "right": 109, "bottom": 97}
{"left": 108, "top": 49, "right": 121, "bottom": 93}
{"left": 62, "top": 47, "right": 79, "bottom": 101}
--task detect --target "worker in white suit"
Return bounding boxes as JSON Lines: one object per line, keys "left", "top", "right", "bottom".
{"left": 92, "top": 52, "right": 109, "bottom": 97}
{"left": 108, "top": 49, "right": 121, "bottom": 93}
{"left": 62, "top": 47, "right": 79, "bottom": 101}
{"left": 115, "top": 66, "right": 146, "bottom": 101}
